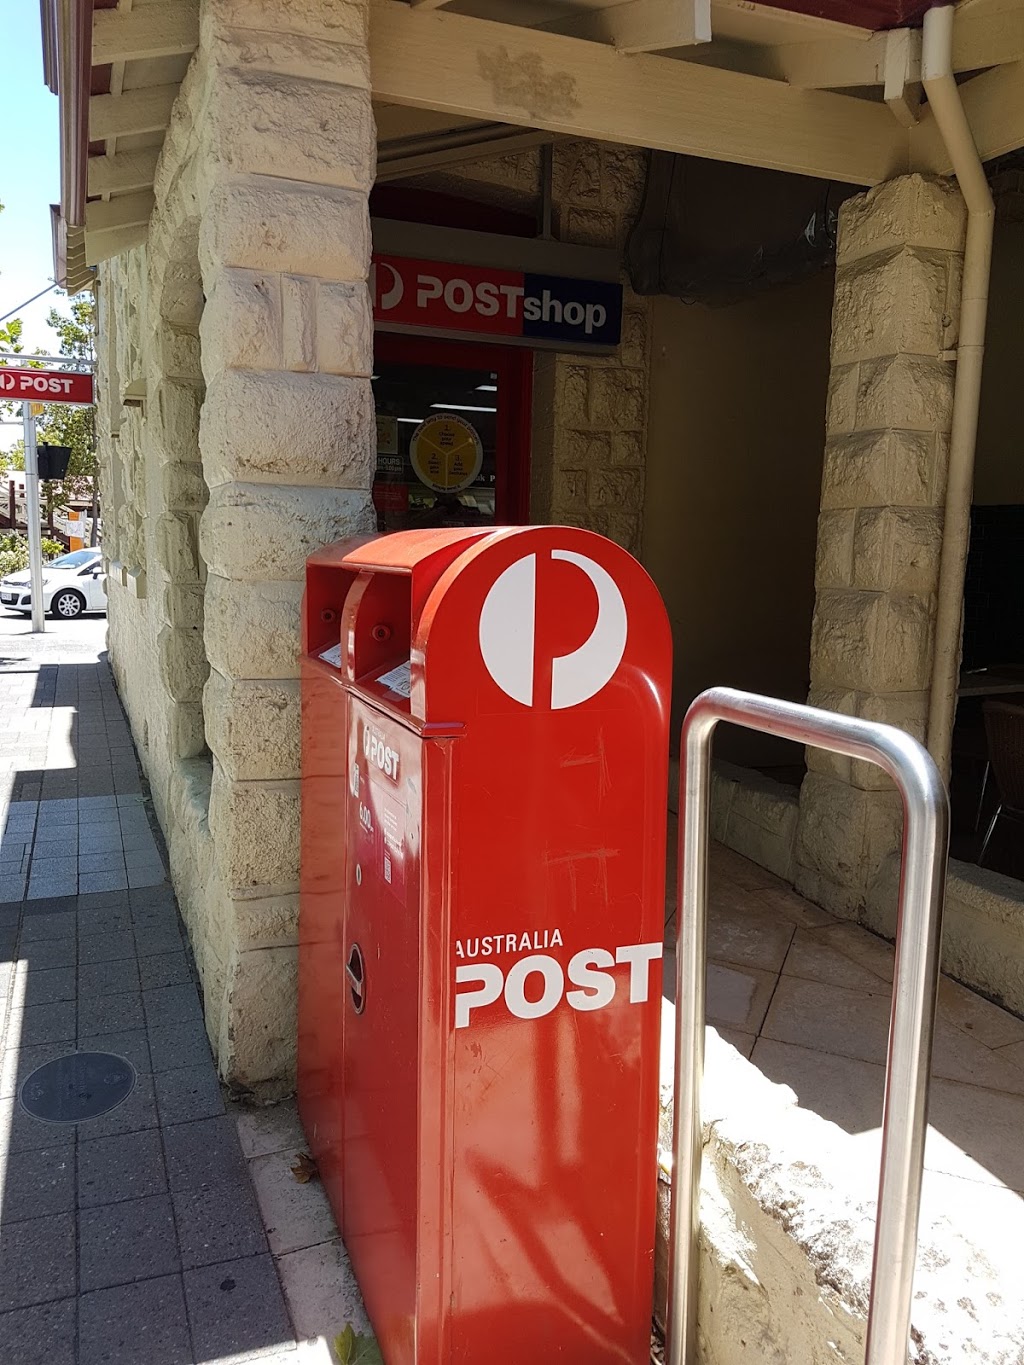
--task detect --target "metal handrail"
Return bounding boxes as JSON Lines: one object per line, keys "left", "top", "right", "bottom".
{"left": 666, "top": 687, "right": 949, "bottom": 1365}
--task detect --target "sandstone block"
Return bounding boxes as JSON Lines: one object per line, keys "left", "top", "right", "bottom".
{"left": 204, "top": 0, "right": 367, "bottom": 45}
{"left": 233, "top": 893, "right": 300, "bottom": 952}
{"left": 610, "top": 430, "right": 644, "bottom": 468}
{"left": 837, "top": 174, "right": 967, "bottom": 265}
{"left": 156, "top": 512, "right": 201, "bottom": 583}
{"left": 200, "top": 369, "right": 375, "bottom": 487}
{"left": 207, "top": 69, "right": 374, "bottom": 193}
{"left": 589, "top": 368, "right": 645, "bottom": 430}
{"left": 209, "top": 768, "right": 301, "bottom": 891}
{"left": 856, "top": 354, "right": 955, "bottom": 432}
{"left": 557, "top": 141, "right": 602, "bottom": 205}
{"left": 804, "top": 687, "right": 857, "bottom": 782}
{"left": 825, "top": 363, "right": 859, "bottom": 437}
{"left": 170, "top": 702, "right": 209, "bottom": 761}
{"left": 558, "top": 366, "right": 590, "bottom": 426}
{"left": 204, "top": 575, "right": 304, "bottom": 680}
{"left": 200, "top": 483, "right": 373, "bottom": 581}
{"left": 208, "top": 29, "right": 368, "bottom": 90}
{"left": 158, "top": 624, "right": 210, "bottom": 703}
{"left": 820, "top": 431, "right": 942, "bottom": 511}
{"left": 565, "top": 207, "right": 619, "bottom": 249}
{"left": 874, "top": 592, "right": 934, "bottom": 692}
{"left": 811, "top": 589, "right": 933, "bottom": 693}
{"left": 851, "top": 690, "right": 930, "bottom": 791}
{"left": 154, "top": 384, "right": 202, "bottom": 457}
{"left": 810, "top": 590, "right": 879, "bottom": 691}
{"left": 160, "top": 583, "right": 205, "bottom": 631}
{"left": 813, "top": 510, "right": 856, "bottom": 591}
{"left": 600, "top": 147, "right": 647, "bottom": 217}
{"left": 204, "top": 671, "right": 301, "bottom": 781}
{"left": 282, "top": 275, "right": 317, "bottom": 372}
{"left": 852, "top": 506, "right": 942, "bottom": 595}
{"left": 161, "top": 463, "right": 208, "bottom": 516}
{"left": 201, "top": 180, "right": 369, "bottom": 281}
{"left": 553, "top": 469, "right": 587, "bottom": 513}
{"left": 589, "top": 466, "right": 644, "bottom": 513}
{"left": 201, "top": 268, "right": 282, "bottom": 378}
{"left": 618, "top": 309, "right": 649, "bottom": 369}
{"left": 831, "top": 247, "right": 950, "bottom": 365}
{"left": 797, "top": 775, "right": 901, "bottom": 889}
{"left": 583, "top": 509, "right": 641, "bottom": 555}
{"left": 158, "top": 329, "right": 202, "bottom": 383}
{"left": 217, "top": 944, "right": 298, "bottom": 1097}
{"left": 561, "top": 431, "right": 610, "bottom": 468}
{"left": 316, "top": 281, "right": 373, "bottom": 376}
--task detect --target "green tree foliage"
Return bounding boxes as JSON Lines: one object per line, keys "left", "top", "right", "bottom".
{"left": 35, "top": 296, "right": 97, "bottom": 507}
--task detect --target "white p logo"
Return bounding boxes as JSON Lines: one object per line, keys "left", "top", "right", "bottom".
{"left": 478, "top": 550, "right": 628, "bottom": 709}
{"left": 373, "top": 262, "right": 404, "bottom": 311}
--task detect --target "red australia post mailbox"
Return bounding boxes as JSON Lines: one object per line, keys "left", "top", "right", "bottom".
{"left": 298, "top": 526, "right": 672, "bottom": 1365}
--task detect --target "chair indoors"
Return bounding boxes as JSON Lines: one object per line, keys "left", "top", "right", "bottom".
{"left": 978, "top": 701, "right": 1024, "bottom": 867}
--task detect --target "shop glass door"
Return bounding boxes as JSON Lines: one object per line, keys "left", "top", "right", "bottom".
{"left": 371, "top": 335, "right": 531, "bottom": 533}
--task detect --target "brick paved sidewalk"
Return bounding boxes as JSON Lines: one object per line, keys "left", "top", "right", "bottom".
{"left": 0, "top": 618, "right": 361, "bottom": 1365}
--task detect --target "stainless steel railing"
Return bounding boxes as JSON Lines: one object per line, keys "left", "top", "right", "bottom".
{"left": 666, "top": 687, "right": 949, "bottom": 1365}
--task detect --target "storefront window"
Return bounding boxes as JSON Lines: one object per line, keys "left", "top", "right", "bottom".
{"left": 372, "top": 362, "right": 498, "bottom": 531}
{"left": 371, "top": 335, "right": 532, "bottom": 532}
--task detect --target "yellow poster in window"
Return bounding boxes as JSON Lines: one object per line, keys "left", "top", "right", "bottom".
{"left": 409, "top": 414, "right": 483, "bottom": 494}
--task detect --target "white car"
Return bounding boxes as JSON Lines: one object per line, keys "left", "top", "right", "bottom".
{"left": 0, "top": 549, "right": 107, "bottom": 619}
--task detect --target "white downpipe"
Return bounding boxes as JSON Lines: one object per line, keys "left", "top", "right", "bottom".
{"left": 921, "top": 3, "right": 995, "bottom": 779}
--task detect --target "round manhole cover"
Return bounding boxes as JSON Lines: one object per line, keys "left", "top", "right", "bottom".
{"left": 19, "top": 1052, "right": 137, "bottom": 1124}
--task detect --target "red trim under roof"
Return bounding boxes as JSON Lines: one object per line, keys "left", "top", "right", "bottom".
{"left": 765, "top": 0, "right": 940, "bottom": 30}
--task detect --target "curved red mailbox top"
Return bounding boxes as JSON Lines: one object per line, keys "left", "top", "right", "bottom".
{"left": 306, "top": 526, "right": 670, "bottom": 734}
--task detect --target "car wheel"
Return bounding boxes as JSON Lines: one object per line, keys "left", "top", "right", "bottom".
{"left": 50, "top": 589, "right": 86, "bottom": 620}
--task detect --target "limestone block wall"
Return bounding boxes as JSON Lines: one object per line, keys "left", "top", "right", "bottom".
{"left": 412, "top": 140, "right": 653, "bottom": 555}
{"left": 796, "top": 175, "right": 967, "bottom": 919}
{"left": 98, "top": 0, "right": 376, "bottom": 1096}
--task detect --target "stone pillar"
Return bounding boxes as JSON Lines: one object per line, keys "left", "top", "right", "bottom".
{"left": 194, "top": 0, "right": 375, "bottom": 1089}
{"left": 532, "top": 142, "right": 651, "bottom": 556}
{"left": 795, "top": 175, "right": 966, "bottom": 919}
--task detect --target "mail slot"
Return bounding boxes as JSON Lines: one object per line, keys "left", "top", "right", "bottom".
{"left": 298, "top": 526, "right": 672, "bottom": 1365}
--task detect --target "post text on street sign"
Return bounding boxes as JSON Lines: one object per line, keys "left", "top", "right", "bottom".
{"left": 0, "top": 368, "right": 94, "bottom": 405}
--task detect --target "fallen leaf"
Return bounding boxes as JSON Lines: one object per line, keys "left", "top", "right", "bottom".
{"left": 333, "top": 1323, "right": 383, "bottom": 1364}
{"left": 290, "top": 1151, "right": 319, "bottom": 1184}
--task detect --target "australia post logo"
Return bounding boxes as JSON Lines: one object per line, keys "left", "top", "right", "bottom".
{"left": 454, "top": 931, "right": 662, "bottom": 1028}
{"left": 372, "top": 254, "right": 622, "bottom": 350}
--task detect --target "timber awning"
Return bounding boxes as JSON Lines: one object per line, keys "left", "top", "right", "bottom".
{"left": 43, "top": 0, "right": 1024, "bottom": 290}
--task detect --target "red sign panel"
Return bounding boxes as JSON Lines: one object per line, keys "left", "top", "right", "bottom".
{"left": 0, "top": 368, "right": 94, "bottom": 405}
{"left": 372, "top": 253, "right": 623, "bottom": 349}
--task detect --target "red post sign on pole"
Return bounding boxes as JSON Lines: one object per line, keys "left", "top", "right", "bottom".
{"left": 0, "top": 368, "right": 94, "bottom": 405}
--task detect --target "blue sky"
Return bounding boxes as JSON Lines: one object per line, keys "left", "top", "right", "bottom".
{"left": 1, "top": 2, "right": 63, "bottom": 353}
{"left": 1, "top": 2, "right": 64, "bottom": 448}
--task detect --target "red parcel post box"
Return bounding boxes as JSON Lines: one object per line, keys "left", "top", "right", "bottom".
{"left": 298, "top": 526, "right": 671, "bottom": 1365}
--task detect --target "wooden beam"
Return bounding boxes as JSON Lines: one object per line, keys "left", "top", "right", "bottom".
{"left": 378, "top": 129, "right": 558, "bottom": 181}
{"left": 543, "top": 0, "right": 711, "bottom": 54}
{"left": 776, "top": 3, "right": 1024, "bottom": 90}
{"left": 91, "top": 1, "right": 199, "bottom": 64}
{"left": 85, "top": 190, "right": 155, "bottom": 234}
{"left": 87, "top": 148, "right": 160, "bottom": 196}
{"left": 956, "top": 56, "right": 1024, "bottom": 162}
{"left": 911, "top": 58, "right": 1024, "bottom": 172}
{"left": 368, "top": 0, "right": 906, "bottom": 186}
{"left": 90, "top": 84, "right": 179, "bottom": 140}
{"left": 85, "top": 223, "right": 150, "bottom": 267}
{"left": 775, "top": 33, "right": 887, "bottom": 89}
{"left": 883, "top": 29, "right": 921, "bottom": 130}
